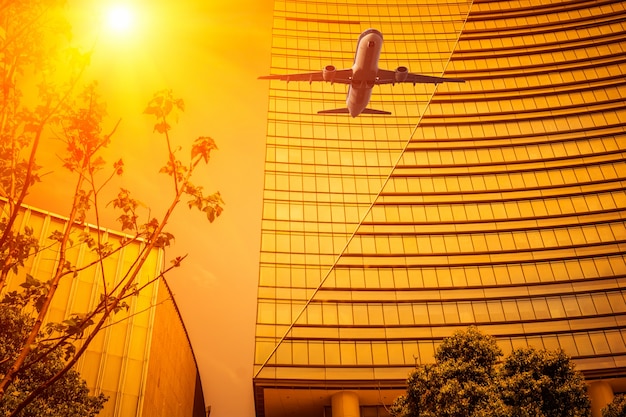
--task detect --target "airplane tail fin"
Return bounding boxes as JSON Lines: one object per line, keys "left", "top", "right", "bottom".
{"left": 317, "top": 107, "right": 391, "bottom": 116}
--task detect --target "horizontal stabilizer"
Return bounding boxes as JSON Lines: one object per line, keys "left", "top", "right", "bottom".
{"left": 317, "top": 107, "right": 391, "bottom": 116}
{"left": 317, "top": 108, "right": 350, "bottom": 114}
{"left": 361, "top": 108, "right": 392, "bottom": 115}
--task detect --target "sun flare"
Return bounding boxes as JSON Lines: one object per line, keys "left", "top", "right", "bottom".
{"left": 105, "top": 4, "right": 135, "bottom": 34}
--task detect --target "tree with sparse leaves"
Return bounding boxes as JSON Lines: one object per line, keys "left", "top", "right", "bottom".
{"left": 391, "top": 327, "right": 591, "bottom": 417}
{"left": 0, "top": 1, "right": 223, "bottom": 415}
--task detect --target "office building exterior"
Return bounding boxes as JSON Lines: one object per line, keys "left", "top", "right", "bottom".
{"left": 0, "top": 202, "right": 206, "bottom": 417}
{"left": 254, "top": 0, "right": 626, "bottom": 416}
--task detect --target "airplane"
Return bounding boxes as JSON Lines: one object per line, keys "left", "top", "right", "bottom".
{"left": 259, "top": 28, "right": 465, "bottom": 117}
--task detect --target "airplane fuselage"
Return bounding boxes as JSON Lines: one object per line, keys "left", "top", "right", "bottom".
{"left": 259, "top": 29, "right": 464, "bottom": 116}
{"left": 347, "top": 28, "right": 383, "bottom": 117}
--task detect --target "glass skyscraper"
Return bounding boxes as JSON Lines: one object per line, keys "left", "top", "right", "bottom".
{"left": 254, "top": 1, "right": 626, "bottom": 416}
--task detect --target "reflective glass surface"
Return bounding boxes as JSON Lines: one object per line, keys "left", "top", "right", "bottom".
{"left": 255, "top": 0, "right": 626, "bottom": 403}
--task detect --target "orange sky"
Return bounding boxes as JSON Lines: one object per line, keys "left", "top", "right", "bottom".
{"left": 29, "top": 1, "right": 274, "bottom": 415}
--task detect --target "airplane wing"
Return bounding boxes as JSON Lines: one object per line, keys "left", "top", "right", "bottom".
{"left": 258, "top": 69, "right": 354, "bottom": 84}
{"left": 376, "top": 69, "right": 465, "bottom": 85}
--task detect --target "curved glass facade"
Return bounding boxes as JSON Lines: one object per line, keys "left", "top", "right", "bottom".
{"left": 254, "top": 1, "right": 626, "bottom": 416}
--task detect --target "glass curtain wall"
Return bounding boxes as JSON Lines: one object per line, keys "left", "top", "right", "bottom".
{"left": 256, "top": 0, "right": 470, "bottom": 381}
{"left": 255, "top": 0, "right": 626, "bottom": 414}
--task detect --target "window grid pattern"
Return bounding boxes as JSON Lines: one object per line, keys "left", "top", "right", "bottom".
{"left": 256, "top": 0, "right": 469, "bottom": 378}
{"left": 0, "top": 203, "right": 163, "bottom": 416}
{"left": 255, "top": 0, "right": 626, "bottom": 387}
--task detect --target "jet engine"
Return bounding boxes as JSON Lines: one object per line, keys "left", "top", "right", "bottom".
{"left": 323, "top": 65, "right": 336, "bottom": 82}
{"left": 395, "top": 66, "right": 409, "bottom": 82}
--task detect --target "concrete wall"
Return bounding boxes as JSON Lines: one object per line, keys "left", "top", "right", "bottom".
{"left": 141, "top": 279, "right": 206, "bottom": 417}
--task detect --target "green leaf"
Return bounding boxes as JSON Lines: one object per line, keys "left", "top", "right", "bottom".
{"left": 114, "top": 158, "right": 124, "bottom": 175}
{"left": 20, "top": 274, "right": 41, "bottom": 289}
{"left": 153, "top": 121, "right": 170, "bottom": 134}
{"left": 48, "top": 230, "right": 64, "bottom": 242}
{"left": 154, "top": 232, "right": 175, "bottom": 248}
{"left": 191, "top": 136, "right": 217, "bottom": 164}
{"left": 143, "top": 105, "right": 159, "bottom": 116}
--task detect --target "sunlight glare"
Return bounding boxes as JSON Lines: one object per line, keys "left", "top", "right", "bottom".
{"left": 105, "top": 4, "right": 135, "bottom": 34}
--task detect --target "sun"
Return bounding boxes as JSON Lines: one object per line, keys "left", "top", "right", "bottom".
{"left": 104, "top": 4, "right": 135, "bottom": 34}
